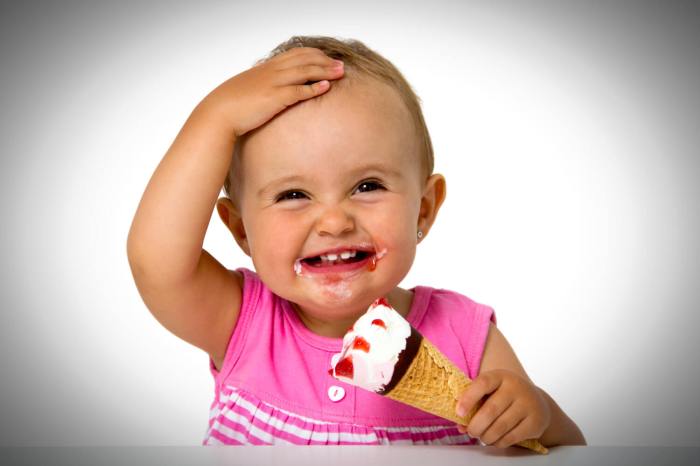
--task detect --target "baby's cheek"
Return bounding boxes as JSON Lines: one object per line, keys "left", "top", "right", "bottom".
{"left": 397, "top": 216, "right": 421, "bottom": 247}
{"left": 388, "top": 232, "right": 417, "bottom": 274}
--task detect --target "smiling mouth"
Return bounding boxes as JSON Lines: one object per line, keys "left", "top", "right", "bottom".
{"left": 301, "top": 250, "right": 372, "bottom": 267}
{"left": 295, "top": 245, "right": 388, "bottom": 277}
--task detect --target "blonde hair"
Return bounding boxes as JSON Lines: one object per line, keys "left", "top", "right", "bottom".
{"left": 223, "top": 35, "right": 434, "bottom": 200}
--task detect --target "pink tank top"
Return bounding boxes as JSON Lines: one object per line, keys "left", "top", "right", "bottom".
{"left": 203, "top": 268, "right": 496, "bottom": 445}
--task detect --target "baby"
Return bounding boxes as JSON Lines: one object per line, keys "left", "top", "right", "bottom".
{"left": 127, "top": 35, "right": 585, "bottom": 448}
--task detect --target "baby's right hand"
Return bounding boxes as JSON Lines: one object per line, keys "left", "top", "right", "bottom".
{"left": 200, "top": 47, "right": 345, "bottom": 137}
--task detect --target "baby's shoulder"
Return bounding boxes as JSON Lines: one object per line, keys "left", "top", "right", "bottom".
{"left": 419, "top": 286, "right": 496, "bottom": 332}
{"left": 425, "top": 286, "right": 491, "bottom": 314}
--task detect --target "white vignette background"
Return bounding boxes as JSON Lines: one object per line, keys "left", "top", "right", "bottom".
{"left": 1, "top": 0, "right": 699, "bottom": 446}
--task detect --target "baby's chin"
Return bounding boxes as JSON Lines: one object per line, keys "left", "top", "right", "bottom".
{"left": 258, "top": 260, "right": 404, "bottom": 313}
{"left": 295, "top": 283, "right": 370, "bottom": 311}
{"left": 290, "top": 299, "right": 372, "bottom": 339}
{"left": 289, "top": 281, "right": 382, "bottom": 316}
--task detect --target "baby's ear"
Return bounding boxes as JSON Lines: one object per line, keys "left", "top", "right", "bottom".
{"left": 216, "top": 197, "right": 251, "bottom": 256}
{"left": 417, "top": 174, "right": 447, "bottom": 241}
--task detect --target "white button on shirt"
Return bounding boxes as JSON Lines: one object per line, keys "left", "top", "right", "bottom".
{"left": 327, "top": 385, "right": 346, "bottom": 402}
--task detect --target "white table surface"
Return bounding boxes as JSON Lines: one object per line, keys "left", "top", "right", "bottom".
{"left": 1, "top": 446, "right": 698, "bottom": 466}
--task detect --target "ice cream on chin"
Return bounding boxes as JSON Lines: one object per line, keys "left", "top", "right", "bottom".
{"left": 329, "top": 297, "right": 410, "bottom": 392}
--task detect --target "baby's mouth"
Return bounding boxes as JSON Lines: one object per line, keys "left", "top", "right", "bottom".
{"left": 294, "top": 246, "right": 386, "bottom": 277}
{"left": 301, "top": 250, "right": 372, "bottom": 268}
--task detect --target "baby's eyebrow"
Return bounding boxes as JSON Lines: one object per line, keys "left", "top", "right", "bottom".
{"left": 346, "top": 163, "right": 403, "bottom": 179}
{"left": 258, "top": 174, "right": 307, "bottom": 197}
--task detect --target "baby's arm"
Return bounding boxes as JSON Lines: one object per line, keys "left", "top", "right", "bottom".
{"left": 456, "top": 323, "right": 586, "bottom": 448}
{"left": 126, "top": 48, "right": 345, "bottom": 365}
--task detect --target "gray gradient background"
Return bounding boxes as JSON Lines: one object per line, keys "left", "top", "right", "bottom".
{"left": 1, "top": 0, "right": 698, "bottom": 447}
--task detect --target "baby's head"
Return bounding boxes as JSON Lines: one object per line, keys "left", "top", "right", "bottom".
{"left": 225, "top": 36, "right": 436, "bottom": 198}
{"left": 217, "top": 36, "right": 446, "bottom": 321}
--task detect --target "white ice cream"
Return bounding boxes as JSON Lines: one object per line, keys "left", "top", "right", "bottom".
{"left": 330, "top": 297, "right": 411, "bottom": 392}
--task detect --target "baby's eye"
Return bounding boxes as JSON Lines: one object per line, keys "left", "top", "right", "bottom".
{"left": 354, "top": 180, "right": 385, "bottom": 194}
{"left": 276, "top": 190, "right": 309, "bottom": 202}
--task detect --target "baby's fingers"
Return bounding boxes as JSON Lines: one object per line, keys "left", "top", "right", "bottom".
{"left": 275, "top": 64, "right": 344, "bottom": 107}
{"left": 465, "top": 390, "right": 512, "bottom": 440}
{"left": 277, "top": 60, "right": 344, "bottom": 85}
{"left": 275, "top": 79, "right": 330, "bottom": 108}
{"left": 269, "top": 46, "right": 344, "bottom": 83}
{"left": 478, "top": 408, "right": 525, "bottom": 447}
{"left": 456, "top": 372, "right": 503, "bottom": 420}
{"left": 492, "top": 416, "right": 537, "bottom": 449}
{"left": 266, "top": 46, "right": 334, "bottom": 68}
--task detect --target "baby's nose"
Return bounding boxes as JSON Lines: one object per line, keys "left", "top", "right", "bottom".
{"left": 314, "top": 204, "right": 355, "bottom": 236}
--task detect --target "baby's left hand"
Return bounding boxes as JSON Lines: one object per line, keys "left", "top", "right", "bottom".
{"left": 456, "top": 369, "right": 551, "bottom": 448}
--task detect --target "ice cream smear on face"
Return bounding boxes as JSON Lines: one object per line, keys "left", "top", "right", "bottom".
{"left": 329, "top": 297, "right": 410, "bottom": 392}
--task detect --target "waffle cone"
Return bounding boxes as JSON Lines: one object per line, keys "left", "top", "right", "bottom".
{"left": 384, "top": 338, "right": 548, "bottom": 454}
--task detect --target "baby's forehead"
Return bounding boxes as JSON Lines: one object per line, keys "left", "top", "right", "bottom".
{"left": 229, "top": 73, "right": 427, "bottom": 198}
{"left": 309, "top": 75, "right": 427, "bottom": 171}
{"left": 249, "top": 77, "right": 415, "bottom": 151}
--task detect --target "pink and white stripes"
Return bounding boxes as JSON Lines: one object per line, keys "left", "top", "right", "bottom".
{"left": 203, "top": 386, "right": 477, "bottom": 446}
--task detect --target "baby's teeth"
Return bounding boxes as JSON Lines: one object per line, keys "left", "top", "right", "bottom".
{"left": 320, "top": 250, "right": 357, "bottom": 262}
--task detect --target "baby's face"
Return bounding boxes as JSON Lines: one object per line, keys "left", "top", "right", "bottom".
{"left": 229, "top": 78, "right": 432, "bottom": 327}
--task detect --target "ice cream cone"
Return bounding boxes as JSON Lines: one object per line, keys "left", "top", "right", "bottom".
{"left": 330, "top": 297, "right": 548, "bottom": 454}
{"left": 383, "top": 336, "right": 548, "bottom": 454}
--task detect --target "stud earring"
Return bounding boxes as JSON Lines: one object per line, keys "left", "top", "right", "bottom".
{"left": 417, "top": 230, "right": 423, "bottom": 239}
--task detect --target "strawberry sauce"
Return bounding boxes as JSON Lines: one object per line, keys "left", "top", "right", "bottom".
{"left": 352, "top": 336, "right": 370, "bottom": 352}
{"left": 375, "top": 297, "right": 391, "bottom": 307}
{"left": 334, "top": 355, "right": 354, "bottom": 379}
{"left": 371, "top": 318, "right": 386, "bottom": 329}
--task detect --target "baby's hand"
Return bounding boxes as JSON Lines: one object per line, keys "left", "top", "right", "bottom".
{"left": 455, "top": 369, "right": 551, "bottom": 449}
{"left": 200, "top": 47, "right": 345, "bottom": 137}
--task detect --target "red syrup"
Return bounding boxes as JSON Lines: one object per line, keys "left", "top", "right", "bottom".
{"left": 352, "top": 336, "right": 370, "bottom": 352}
{"left": 334, "top": 355, "right": 354, "bottom": 379}
{"left": 371, "top": 319, "right": 386, "bottom": 329}
{"left": 375, "top": 297, "right": 390, "bottom": 307}
{"left": 367, "top": 255, "right": 377, "bottom": 271}
{"left": 324, "top": 274, "right": 342, "bottom": 284}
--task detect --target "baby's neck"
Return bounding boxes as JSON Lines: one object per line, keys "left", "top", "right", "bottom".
{"left": 293, "top": 287, "right": 414, "bottom": 338}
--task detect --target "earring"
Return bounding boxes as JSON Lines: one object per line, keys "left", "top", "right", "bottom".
{"left": 417, "top": 229, "right": 423, "bottom": 239}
